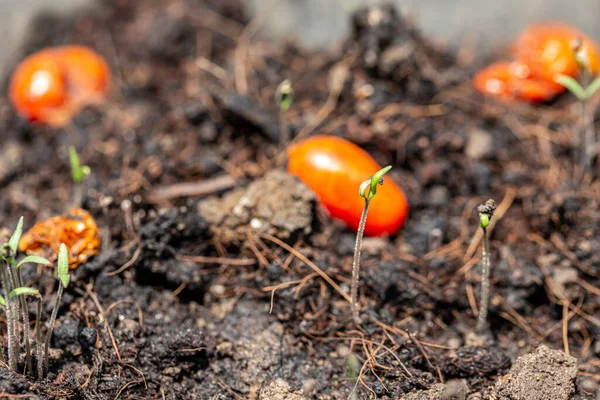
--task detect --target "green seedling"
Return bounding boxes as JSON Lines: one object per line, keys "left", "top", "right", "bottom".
{"left": 350, "top": 166, "right": 392, "bottom": 326}
{"left": 10, "top": 287, "right": 43, "bottom": 379}
{"left": 274, "top": 79, "right": 294, "bottom": 148}
{"left": 344, "top": 352, "right": 361, "bottom": 400}
{"left": 0, "top": 217, "right": 55, "bottom": 379}
{"left": 476, "top": 199, "right": 497, "bottom": 332}
{"left": 44, "top": 243, "right": 70, "bottom": 376}
{"left": 69, "top": 146, "right": 91, "bottom": 208}
{"left": 555, "top": 41, "right": 600, "bottom": 173}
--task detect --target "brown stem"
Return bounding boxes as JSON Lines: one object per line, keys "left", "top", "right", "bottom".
{"left": 476, "top": 226, "right": 490, "bottom": 332}
{"left": 17, "top": 270, "right": 32, "bottom": 375}
{"left": 351, "top": 199, "right": 370, "bottom": 327}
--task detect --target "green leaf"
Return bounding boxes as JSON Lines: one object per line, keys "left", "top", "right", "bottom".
{"left": 57, "top": 243, "right": 70, "bottom": 288}
{"left": 0, "top": 294, "right": 5, "bottom": 306}
{"left": 8, "top": 217, "right": 24, "bottom": 255}
{"left": 9, "top": 287, "right": 40, "bottom": 299}
{"left": 555, "top": 74, "right": 587, "bottom": 101}
{"left": 585, "top": 76, "right": 600, "bottom": 99}
{"left": 17, "top": 255, "right": 51, "bottom": 269}
{"left": 69, "top": 146, "right": 90, "bottom": 184}
{"left": 358, "top": 179, "right": 370, "bottom": 198}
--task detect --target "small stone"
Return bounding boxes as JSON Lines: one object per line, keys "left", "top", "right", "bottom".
{"left": 79, "top": 327, "right": 97, "bottom": 350}
{"left": 466, "top": 128, "right": 493, "bottom": 160}
{"left": 258, "top": 379, "right": 303, "bottom": 400}
{"left": 52, "top": 319, "right": 81, "bottom": 348}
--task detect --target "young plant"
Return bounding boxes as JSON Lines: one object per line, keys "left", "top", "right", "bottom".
{"left": 350, "top": 166, "right": 392, "bottom": 326}
{"left": 69, "top": 146, "right": 91, "bottom": 208}
{"left": 9, "top": 287, "right": 43, "bottom": 380}
{"left": 476, "top": 199, "right": 497, "bottom": 332}
{"left": 274, "top": 79, "right": 294, "bottom": 146}
{"left": 344, "top": 351, "right": 361, "bottom": 400}
{"left": 1, "top": 217, "right": 51, "bottom": 376}
{"left": 44, "top": 243, "right": 70, "bottom": 376}
{"left": 555, "top": 42, "right": 600, "bottom": 173}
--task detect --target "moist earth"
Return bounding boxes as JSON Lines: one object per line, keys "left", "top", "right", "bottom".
{"left": 0, "top": 0, "right": 598, "bottom": 399}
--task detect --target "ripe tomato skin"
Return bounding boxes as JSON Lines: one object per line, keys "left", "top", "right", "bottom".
{"left": 9, "top": 45, "right": 110, "bottom": 127}
{"left": 473, "top": 61, "right": 565, "bottom": 102}
{"left": 513, "top": 22, "right": 600, "bottom": 80}
{"left": 287, "top": 135, "right": 409, "bottom": 236}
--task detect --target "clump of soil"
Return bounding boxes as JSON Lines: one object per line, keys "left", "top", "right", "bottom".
{"left": 199, "top": 170, "right": 316, "bottom": 244}
{"left": 493, "top": 345, "right": 579, "bottom": 400}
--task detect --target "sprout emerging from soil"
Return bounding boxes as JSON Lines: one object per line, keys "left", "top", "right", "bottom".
{"left": 344, "top": 351, "right": 361, "bottom": 400}
{"left": 350, "top": 165, "right": 392, "bottom": 326}
{"left": 275, "top": 79, "right": 294, "bottom": 112}
{"left": 1, "top": 217, "right": 51, "bottom": 376}
{"left": 44, "top": 243, "right": 70, "bottom": 377}
{"left": 69, "top": 146, "right": 91, "bottom": 208}
{"left": 275, "top": 79, "right": 294, "bottom": 146}
{"left": 476, "top": 199, "right": 497, "bottom": 332}
{"left": 554, "top": 39, "right": 600, "bottom": 174}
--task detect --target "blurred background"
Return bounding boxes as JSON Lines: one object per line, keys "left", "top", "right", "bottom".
{"left": 3, "top": 0, "right": 600, "bottom": 74}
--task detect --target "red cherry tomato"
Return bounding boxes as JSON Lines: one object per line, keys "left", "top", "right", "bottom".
{"left": 287, "top": 135, "right": 408, "bottom": 236}
{"left": 473, "top": 61, "right": 565, "bottom": 102}
{"left": 513, "top": 22, "right": 600, "bottom": 80}
{"left": 9, "top": 45, "right": 111, "bottom": 127}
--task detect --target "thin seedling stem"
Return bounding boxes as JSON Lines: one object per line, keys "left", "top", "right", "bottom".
{"left": 476, "top": 225, "right": 490, "bottom": 332}
{"left": 0, "top": 264, "right": 16, "bottom": 371}
{"left": 351, "top": 198, "right": 370, "bottom": 326}
{"left": 44, "top": 283, "right": 63, "bottom": 377}
{"left": 6, "top": 265, "right": 20, "bottom": 369}
{"left": 475, "top": 199, "right": 496, "bottom": 332}
{"left": 35, "top": 297, "right": 43, "bottom": 380}
{"left": 17, "top": 270, "right": 32, "bottom": 375}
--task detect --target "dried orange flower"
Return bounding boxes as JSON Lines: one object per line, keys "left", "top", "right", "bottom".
{"left": 19, "top": 208, "right": 101, "bottom": 269}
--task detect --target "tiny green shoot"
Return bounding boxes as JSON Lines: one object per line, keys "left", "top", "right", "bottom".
{"left": 274, "top": 79, "right": 294, "bottom": 112}
{"left": 10, "top": 287, "right": 43, "bottom": 380}
{"left": 8, "top": 217, "right": 23, "bottom": 256}
{"left": 44, "top": 243, "right": 70, "bottom": 376}
{"left": 350, "top": 166, "right": 392, "bottom": 326}
{"left": 69, "top": 146, "right": 91, "bottom": 184}
{"left": 476, "top": 199, "right": 497, "bottom": 332}
{"left": 69, "top": 146, "right": 91, "bottom": 208}
{"left": 344, "top": 352, "right": 361, "bottom": 400}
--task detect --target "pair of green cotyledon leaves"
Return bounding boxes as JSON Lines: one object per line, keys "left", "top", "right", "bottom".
{"left": 0, "top": 217, "right": 70, "bottom": 306}
{"left": 358, "top": 165, "right": 392, "bottom": 201}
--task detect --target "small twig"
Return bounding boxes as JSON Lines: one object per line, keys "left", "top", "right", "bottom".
{"left": 177, "top": 255, "right": 256, "bottom": 266}
{"left": 147, "top": 174, "right": 235, "bottom": 202}
{"left": 107, "top": 245, "right": 141, "bottom": 276}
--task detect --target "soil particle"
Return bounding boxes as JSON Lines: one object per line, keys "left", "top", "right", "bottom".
{"left": 137, "top": 207, "right": 211, "bottom": 296}
{"left": 258, "top": 378, "right": 304, "bottom": 400}
{"left": 492, "top": 345, "right": 578, "bottom": 400}
{"left": 52, "top": 319, "right": 81, "bottom": 353}
{"left": 465, "top": 128, "right": 494, "bottom": 160}
{"left": 199, "top": 170, "right": 316, "bottom": 245}
{"left": 442, "top": 346, "right": 511, "bottom": 381}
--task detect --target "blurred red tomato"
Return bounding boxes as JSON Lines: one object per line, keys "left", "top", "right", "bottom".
{"left": 287, "top": 135, "right": 408, "bottom": 236}
{"left": 10, "top": 45, "right": 111, "bottom": 127}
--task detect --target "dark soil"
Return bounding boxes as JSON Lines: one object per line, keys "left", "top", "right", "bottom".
{"left": 0, "top": 0, "right": 599, "bottom": 399}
